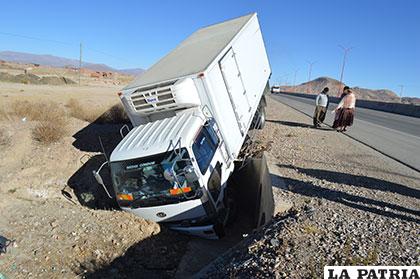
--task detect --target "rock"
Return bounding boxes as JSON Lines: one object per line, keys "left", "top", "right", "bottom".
{"left": 270, "top": 238, "right": 280, "bottom": 247}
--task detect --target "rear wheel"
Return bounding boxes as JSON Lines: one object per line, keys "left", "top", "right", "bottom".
{"left": 251, "top": 106, "right": 266, "bottom": 130}
{"left": 257, "top": 107, "right": 266, "bottom": 129}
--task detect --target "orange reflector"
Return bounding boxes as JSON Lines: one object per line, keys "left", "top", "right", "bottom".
{"left": 117, "top": 193, "right": 133, "bottom": 201}
{"left": 170, "top": 187, "right": 192, "bottom": 195}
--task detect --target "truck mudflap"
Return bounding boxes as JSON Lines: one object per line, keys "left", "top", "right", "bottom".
{"left": 168, "top": 223, "right": 221, "bottom": 240}
{"left": 228, "top": 152, "right": 274, "bottom": 229}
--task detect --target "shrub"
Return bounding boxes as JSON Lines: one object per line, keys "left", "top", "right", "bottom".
{"left": 66, "top": 98, "right": 103, "bottom": 123}
{"left": 32, "top": 120, "right": 67, "bottom": 144}
{"left": 0, "top": 129, "right": 10, "bottom": 146}
{"left": 0, "top": 106, "right": 11, "bottom": 121}
{"left": 21, "top": 101, "right": 69, "bottom": 144}
{"left": 11, "top": 100, "right": 66, "bottom": 123}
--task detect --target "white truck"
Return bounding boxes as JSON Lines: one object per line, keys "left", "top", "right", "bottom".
{"left": 94, "top": 13, "right": 273, "bottom": 238}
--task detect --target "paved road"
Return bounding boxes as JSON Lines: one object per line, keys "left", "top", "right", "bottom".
{"left": 271, "top": 93, "right": 420, "bottom": 171}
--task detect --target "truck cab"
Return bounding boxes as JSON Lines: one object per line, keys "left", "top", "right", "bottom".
{"left": 108, "top": 109, "right": 234, "bottom": 238}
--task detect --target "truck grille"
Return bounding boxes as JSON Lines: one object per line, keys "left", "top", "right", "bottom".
{"left": 130, "top": 83, "right": 177, "bottom": 113}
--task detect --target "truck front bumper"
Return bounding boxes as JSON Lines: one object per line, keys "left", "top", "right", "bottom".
{"left": 121, "top": 198, "right": 207, "bottom": 223}
{"left": 168, "top": 223, "right": 220, "bottom": 239}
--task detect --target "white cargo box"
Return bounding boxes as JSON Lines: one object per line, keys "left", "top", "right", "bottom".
{"left": 120, "top": 13, "right": 271, "bottom": 160}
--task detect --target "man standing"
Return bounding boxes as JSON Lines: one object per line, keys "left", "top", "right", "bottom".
{"left": 313, "top": 87, "right": 329, "bottom": 127}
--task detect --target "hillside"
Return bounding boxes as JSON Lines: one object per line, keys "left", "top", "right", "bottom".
{"left": 0, "top": 51, "right": 144, "bottom": 76}
{"left": 402, "top": 97, "right": 420, "bottom": 105}
{"left": 279, "top": 77, "right": 400, "bottom": 102}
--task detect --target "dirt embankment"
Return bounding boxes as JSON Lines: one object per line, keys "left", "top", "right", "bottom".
{"left": 0, "top": 72, "right": 76, "bottom": 85}
{"left": 0, "top": 87, "right": 191, "bottom": 278}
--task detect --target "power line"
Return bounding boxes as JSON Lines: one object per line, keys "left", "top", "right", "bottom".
{"left": 0, "top": 30, "right": 131, "bottom": 64}
{"left": 0, "top": 31, "right": 74, "bottom": 46}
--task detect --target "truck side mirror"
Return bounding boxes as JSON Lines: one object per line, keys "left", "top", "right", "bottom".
{"left": 184, "top": 165, "right": 199, "bottom": 183}
{"left": 93, "top": 171, "right": 104, "bottom": 186}
{"left": 92, "top": 162, "right": 113, "bottom": 199}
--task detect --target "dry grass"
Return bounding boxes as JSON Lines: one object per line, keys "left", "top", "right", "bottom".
{"left": 32, "top": 102, "right": 68, "bottom": 144}
{"left": 0, "top": 129, "right": 10, "bottom": 146}
{"left": 5, "top": 100, "right": 69, "bottom": 144}
{"left": 32, "top": 120, "right": 67, "bottom": 144}
{"left": 10, "top": 100, "right": 67, "bottom": 122}
{"left": 66, "top": 98, "right": 128, "bottom": 124}
{"left": 66, "top": 98, "right": 101, "bottom": 123}
{"left": 302, "top": 224, "right": 322, "bottom": 235}
{"left": 96, "top": 103, "right": 128, "bottom": 124}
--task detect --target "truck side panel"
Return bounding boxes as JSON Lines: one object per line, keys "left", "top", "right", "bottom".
{"left": 232, "top": 17, "right": 271, "bottom": 119}
{"left": 199, "top": 68, "right": 244, "bottom": 160}
{"left": 204, "top": 16, "right": 271, "bottom": 158}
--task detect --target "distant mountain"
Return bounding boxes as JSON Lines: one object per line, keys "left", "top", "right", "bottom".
{"left": 0, "top": 50, "right": 144, "bottom": 76}
{"left": 279, "top": 77, "right": 400, "bottom": 103}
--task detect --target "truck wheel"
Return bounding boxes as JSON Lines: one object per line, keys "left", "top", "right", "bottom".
{"left": 226, "top": 153, "right": 274, "bottom": 230}
{"left": 223, "top": 187, "right": 238, "bottom": 226}
{"left": 257, "top": 107, "right": 266, "bottom": 129}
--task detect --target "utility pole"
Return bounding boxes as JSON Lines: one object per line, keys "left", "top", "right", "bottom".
{"left": 306, "top": 61, "right": 316, "bottom": 93}
{"left": 338, "top": 45, "right": 353, "bottom": 96}
{"left": 398, "top": 84, "right": 404, "bottom": 102}
{"left": 306, "top": 61, "right": 316, "bottom": 82}
{"left": 293, "top": 68, "right": 299, "bottom": 86}
{"left": 79, "top": 42, "right": 82, "bottom": 86}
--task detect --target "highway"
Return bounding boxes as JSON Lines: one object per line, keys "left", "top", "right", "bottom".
{"left": 271, "top": 93, "right": 420, "bottom": 171}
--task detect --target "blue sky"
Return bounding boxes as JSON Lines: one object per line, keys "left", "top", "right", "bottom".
{"left": 0, "top": 0, "right": 419, "bottom": 97}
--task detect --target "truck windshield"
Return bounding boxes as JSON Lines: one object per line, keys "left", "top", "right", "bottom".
{"left": 110, "top": 148, "right": 199, "bottom": 206}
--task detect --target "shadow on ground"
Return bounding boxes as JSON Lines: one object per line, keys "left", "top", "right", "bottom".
{"left": 79, "top": 215, "right": 252, "bottom": 279}
{"left": 279, "top": 164, "right": 420, "bottom": 200}
{"left": 67, "top": 108, "right": 131, "bottom": 210}
{"left": 78, "top": 227, "right": 190, "bottom": 279}
{"left": 273, "top": 166, "right": 420, "bottom": 223}
{"left": 66, "top": 154, "right": 118, "bottom": 209}
{"left": 267, "top": 119, "right": 333, "bottom": 131}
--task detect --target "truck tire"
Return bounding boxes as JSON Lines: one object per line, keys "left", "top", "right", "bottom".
{"left": 251, "top": 106, "right": 266, "bottom": 130}
{"left": 223, "top": 187, "right": 238, "bottom": 226}
{"left": 227, "top": 153, "right": 274, "bottom": 230}
{"left": 257, "top": 107, "right": 266, "bottom": 130}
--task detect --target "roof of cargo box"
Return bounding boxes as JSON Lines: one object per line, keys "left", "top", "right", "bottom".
{"left": 124, "top": 13, "right": 256, "bottom": 90}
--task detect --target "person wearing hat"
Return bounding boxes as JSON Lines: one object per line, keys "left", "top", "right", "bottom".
{"left": 333, "top": 86, "right": 356, "bottom": 132}
{"left": 340, "top": 86, "right": 350, "bottom": 99}
{"left": 313, "top": 87, "right": 329, "bottom": 127}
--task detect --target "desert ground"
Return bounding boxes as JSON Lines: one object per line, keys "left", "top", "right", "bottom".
{"left": 0, "top": 63, "right": 419, "bottom": 278}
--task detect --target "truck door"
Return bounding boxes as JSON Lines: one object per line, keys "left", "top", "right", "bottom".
{"left": 219, "top": 48, "right": 251, "bottom": 136}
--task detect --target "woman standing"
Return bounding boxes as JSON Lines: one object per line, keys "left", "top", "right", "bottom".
{"left": 333, "top": 87, "right": 356, "bottom": 132}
